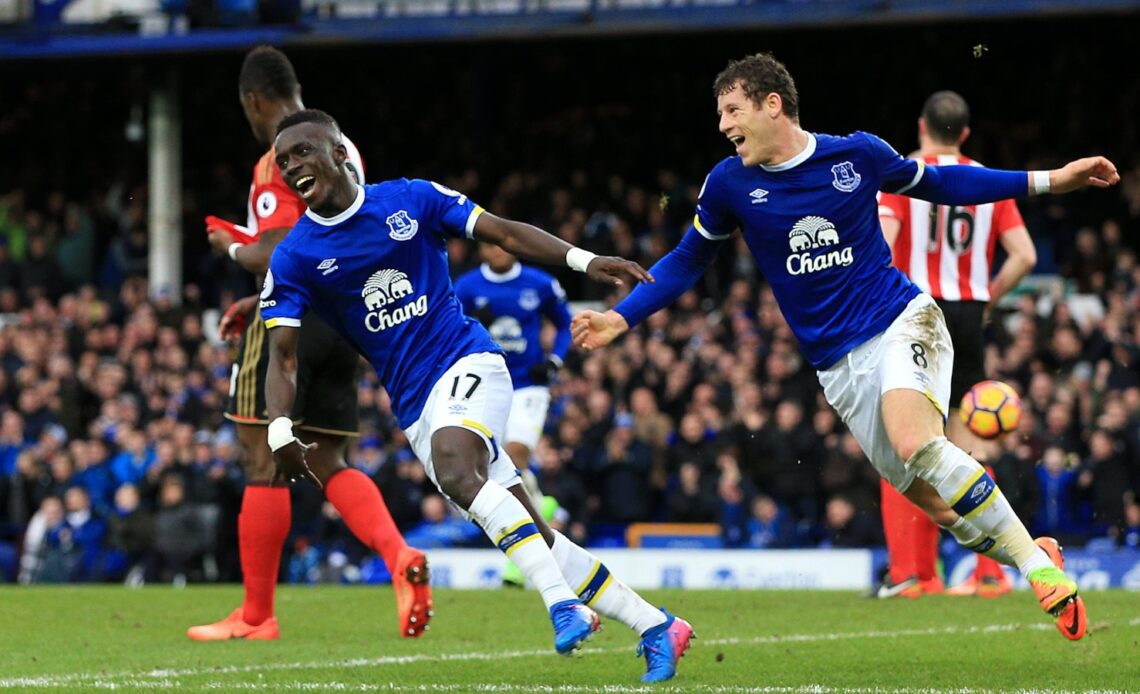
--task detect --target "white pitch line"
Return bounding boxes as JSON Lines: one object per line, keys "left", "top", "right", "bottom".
{"left": 3, "top": 618, "right": 1137, "bottom": 690}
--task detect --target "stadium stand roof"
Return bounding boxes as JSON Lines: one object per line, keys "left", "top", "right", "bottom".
{"left": 1, "top": 0, "right": 1138, "bottom": 59}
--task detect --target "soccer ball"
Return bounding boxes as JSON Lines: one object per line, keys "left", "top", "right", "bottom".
{"left": 959, "top": 380, "right": 1022, "bottom": 439}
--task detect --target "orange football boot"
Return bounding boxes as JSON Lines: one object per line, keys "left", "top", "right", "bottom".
{"left": 1031, "top": 537, "right": 1086, "bottom": 641}
{"left": 394, "top": 547, "right": 433, "bottom": 638}
{"left": 187, "top": 609, "right": 280, "bottom": 641}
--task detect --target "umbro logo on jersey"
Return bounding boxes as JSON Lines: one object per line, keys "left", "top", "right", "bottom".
{"left": 749, "top": 188, "right": 769, "bottom": 204}
{"left": 317, "top": 258, "right": 339, "bottom": 276}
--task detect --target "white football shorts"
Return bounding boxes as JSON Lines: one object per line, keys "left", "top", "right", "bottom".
{"left": 816, "top": 293, "right": 953, "bottom": 492}
{"left": 404, "top": 352, "right": 521, "bottom": 492}
{"left": 505, "top": 385, "right": 552, "bottom": 451}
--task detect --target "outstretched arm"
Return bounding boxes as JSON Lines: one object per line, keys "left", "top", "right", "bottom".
{"left": 472, "top": 212, "right": 653, "bottom": 288}
{"left": 901, "top": 156, "right": 1119, "bottom": 206}
{"left": 572, "top": 225, "right": 725, "bottom": 350}
{"left": 265, "top": 324, "right": 321, "bottom": 488}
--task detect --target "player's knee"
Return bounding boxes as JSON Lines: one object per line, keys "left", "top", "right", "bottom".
{"left": 431, "top": 432, "right": 488, "bottom": 508}
{"left": 895, "top": 432, "right": 939, "bottom": 466}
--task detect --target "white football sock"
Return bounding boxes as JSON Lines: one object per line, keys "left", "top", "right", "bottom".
{"left": 907, "top": 437, "right": 1050, "bottom": 576}
{"left": 550, "top": 530, "right": 665, "bottom": 635}
{"left": 467, "top": 481, "right": 577, "bottom": 609}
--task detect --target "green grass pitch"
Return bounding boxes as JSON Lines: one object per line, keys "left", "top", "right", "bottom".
{"left": 1, "top": 586, "right": 1138, "bottom": 692}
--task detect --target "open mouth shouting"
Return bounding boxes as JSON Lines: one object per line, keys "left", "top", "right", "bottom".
{"left": 295, "top": 175, "right": 317, "bottom": 200}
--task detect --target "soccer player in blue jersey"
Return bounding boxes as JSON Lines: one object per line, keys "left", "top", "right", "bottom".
{"left": 260, "top": 109, "right": 694, "bottom": 681}
{"left": 455, "top": 242, "right": 572, "bottom": 587}
{"left": 574, "top": 52, "right": 1119, "bottom": 642}
{"left": 455, "top": 242, "right": 572, "bottom": 503}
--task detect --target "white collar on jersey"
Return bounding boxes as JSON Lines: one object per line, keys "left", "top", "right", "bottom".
{"left": 305, "top": 184, "right": 366, "bottom": 226}
{"left": 760, "top": 132, "right": 817, "bottom": 172}
{"left": 480, "top": 262, "right": 522, "bottom": 283}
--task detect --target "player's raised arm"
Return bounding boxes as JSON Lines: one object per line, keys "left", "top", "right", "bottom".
{"left": 572, "top": 224, "right": 727, "bottom": 351}
{"left": 471, "top": 213, "right": 653, "bottom": 288}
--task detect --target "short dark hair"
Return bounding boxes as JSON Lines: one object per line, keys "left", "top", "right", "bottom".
{"left": 713, "top": 52, "right": 799, "bottom": 122}
{"left": 276, "top": 109, "right": 341, "bottom": 138}
{"left": 239, "top": 45, "right": 299, "bottom": 101}
{"left": 921, "top": 91, "right": 970, "bottom": 145}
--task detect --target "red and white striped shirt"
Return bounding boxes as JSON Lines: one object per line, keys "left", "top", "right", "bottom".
{"left": 878, "top": 154, "right": 1025, "bottom": 303}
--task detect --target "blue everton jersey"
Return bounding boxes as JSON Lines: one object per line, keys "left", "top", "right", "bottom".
{"left": 260, "top": 180, "right": 501, "bottom": 428}
{"left": 454, "top": 263, "right": 572, "bottom": 389}
{"left": 695, "top": 132, "right": 923, "bottom": 369}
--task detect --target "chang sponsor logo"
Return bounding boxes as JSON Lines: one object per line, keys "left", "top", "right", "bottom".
{"left": 785, "top": 215, "right": 854, "bottom": 276}
{"left": 361, "top": 269, "right": 428, "bottom": 332}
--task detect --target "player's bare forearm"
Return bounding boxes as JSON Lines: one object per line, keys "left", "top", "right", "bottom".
{"left": 473, "top": 213, "right": 573, "bottom": 267}
{"left": 265, "top": 325, "right": 300, "bottom": 421}
{"left": 234, "top": 227, "right": 288, "bottom": 275}
{"left": 473, "top": 212, "right": 653, "bottom": 287}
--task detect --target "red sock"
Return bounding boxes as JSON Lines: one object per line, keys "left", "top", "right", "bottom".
{"left": 325, "top": 468, "right": 407, "bottom": 573}
{"left": 913, "top": 505, "right": 941, "bottom": 583}
{"left": 239, "top": 485, "right": 291, "bottom": 627}
{"left": 881, "top": 479, "right": 918, "bottom": 582}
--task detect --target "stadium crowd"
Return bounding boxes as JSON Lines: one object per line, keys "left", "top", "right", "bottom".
{"left": 1, "top": 26, "right": 1139, "bottom": 584}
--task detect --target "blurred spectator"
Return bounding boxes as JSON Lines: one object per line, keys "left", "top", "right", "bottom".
{"left": 746, "top": 495, "right": 796, "bottom": 549}
{"left": 716, "top": 454, "right": 755, "bottom": 547}
{"left": 19, "top": 495, "right": 63, "bottom": 583}
{"left": 667, "top": 414, "right": 718, "bottom": 477}
{"left": 819, "top": 495, "right": 883, "bottom": 548}
{"left": 151, "top": 475, "right": 213, "bottom": 584}
{"left": 762, "top": 400, "right": 824, "bottom": 524}
{"left": 100, "top": 483, "right": 153, "bottom": 582}
{"left": 403, "top": 494, "right": 484, "bottom": 549}
{"left": 1123, "top": 502, "right": 1140, "bottom": 549}
{"left": 592, "top": 416, "right": 654, "bottom": 523}
{"left": 109, "top": 427, "right": 155, "bottom": 486}
{"left": 1077, "top": 429, "right": 1131, "bottom": 536}
{"left": 666, "top": 462, "right": 718, "bottom": 523}
{"left": 1035, "top": 446, "right": 1081, "bottom": 540}
{"left": 534, "top": 435, "right": 589, "bottom": 542}
{"left": 374, "top": 448, "right": 429, "bottom": 530}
